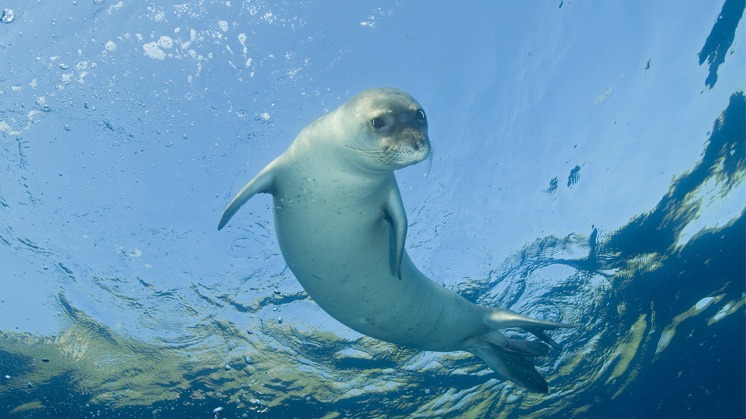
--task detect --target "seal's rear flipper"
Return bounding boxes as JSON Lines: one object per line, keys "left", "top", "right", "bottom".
{"left": 470, "top": 341, "right": 550, "bottom": 393}
{"left": 466, "top": 308, "right": 575, "bottom": 392}
{"left": 218, "top": 164, "right": 277, "bottom": 230}
{"left": 484, "top": 308, "right": 575, "bottom": 350}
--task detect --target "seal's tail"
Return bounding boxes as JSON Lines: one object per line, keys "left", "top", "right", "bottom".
{"left": 468, "top": 308, "right": 574, "bottom": 393}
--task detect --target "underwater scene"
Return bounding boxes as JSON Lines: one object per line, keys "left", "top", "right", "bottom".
{"left": 1, "top": 1, "right": 744, "bottom": 418}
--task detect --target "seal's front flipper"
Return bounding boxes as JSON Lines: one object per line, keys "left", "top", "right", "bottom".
{"left": 218, "top": 166, "right": 276, "bottom": 230}
{"left": 383, "top": 184, "right": 407, "bottom": 279}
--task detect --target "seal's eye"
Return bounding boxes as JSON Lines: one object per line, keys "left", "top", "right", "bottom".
{"left": 371, "top": 117, "right": 386, "bottom": 129}
{"left": 415, "top": 109, "right": 426, "bottom": 121}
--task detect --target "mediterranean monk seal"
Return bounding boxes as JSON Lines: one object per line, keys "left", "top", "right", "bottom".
{"left": 219, "top": 88, "right": 573, "bottom": 392}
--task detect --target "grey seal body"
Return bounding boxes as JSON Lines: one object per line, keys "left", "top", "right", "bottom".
{"left": 219, "top": 88, "right": 573, "bottom": 393}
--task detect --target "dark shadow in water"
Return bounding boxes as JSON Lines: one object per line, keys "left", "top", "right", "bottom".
{"left": 604, "top": 93, "right": 744, "bottom": 261}
{"left": 567, "top": 165, "right": 581, "bottom": 188}
{"left": 576, "top": 92, "right": 745, "bottom": 418}
{"left": 698, "top": 0, "right": 745, "bottom": 88}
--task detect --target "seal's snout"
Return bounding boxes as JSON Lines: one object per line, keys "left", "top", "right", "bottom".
{"left": 404, "top": 130, "right": 429, "bottom": 150}
{"left": 416, "top": 133, "right": 430, "bottom": 151}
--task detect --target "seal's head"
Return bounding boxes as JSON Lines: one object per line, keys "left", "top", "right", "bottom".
{"left": 341, "top": 88, "right": 431, "bottom": 171}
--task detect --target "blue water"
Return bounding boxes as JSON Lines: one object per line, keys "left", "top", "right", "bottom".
{"left": 1, "top": 1, "right": 744, "bottom": 418}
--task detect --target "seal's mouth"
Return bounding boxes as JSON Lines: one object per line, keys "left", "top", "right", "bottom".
{"left": 383, "top": 133, "right": 431, "bottom": 168}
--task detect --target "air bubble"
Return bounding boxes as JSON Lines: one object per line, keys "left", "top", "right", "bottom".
{"left": 158, "top": 36, "right": 174, "bottom": 49}
{"left": 594, "top": 87, "right": 613, "bottom": 105}
{"left": 1, "top": 9, "right": 15, "bottom": 24}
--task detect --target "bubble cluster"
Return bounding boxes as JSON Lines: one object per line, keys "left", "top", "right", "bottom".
{"left": 143, "top": 42, "right": 166, "bottom": 60}
{"left": 1, "top": 9, "right": 15, "bottom": 24}
{"left": 158, "top": 36, "right": 174, "bottom": 49}
{"left": 594, "top": 87, "right": 613, "bottom": 104}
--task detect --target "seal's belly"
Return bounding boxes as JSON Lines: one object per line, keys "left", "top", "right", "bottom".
{"left": 272, "top": 195, "right": 485, "bottom": 351}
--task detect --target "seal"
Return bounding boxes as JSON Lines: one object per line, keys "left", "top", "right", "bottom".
{"left": 219, "top": 88, "right": 573, "bottom": 393}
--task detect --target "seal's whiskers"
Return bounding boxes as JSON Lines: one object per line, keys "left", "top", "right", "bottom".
{"left": 342, "top": 143, "right": 392, "bottom": 164}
